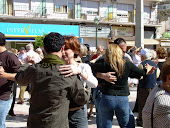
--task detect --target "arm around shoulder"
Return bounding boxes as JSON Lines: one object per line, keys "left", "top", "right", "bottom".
{"left": 81, "top": 64, "right": 98, "bottom": 88}
{"left": 69, "top": 76, "right": 90, "bottom": 106}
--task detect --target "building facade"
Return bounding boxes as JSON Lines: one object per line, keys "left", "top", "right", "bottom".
{"left": 0, "top": 0, "right": 162, "bottom": 50}
{"left": 157, "top": 0, "right": 170, "bottom": 50}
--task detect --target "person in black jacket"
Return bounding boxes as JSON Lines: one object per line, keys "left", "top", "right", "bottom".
{"left": 91, "top": 44, "right": 156, "bottom": 128}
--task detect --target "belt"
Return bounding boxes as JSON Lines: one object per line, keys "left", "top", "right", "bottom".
{"left": 69, "top": 106, "right": 84, "bottom": 111}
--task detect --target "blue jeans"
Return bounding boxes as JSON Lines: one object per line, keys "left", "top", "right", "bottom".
{"left": 68, "top": 108, "right": 88, "bottom": 128}
{"left": 92, "top": 86, "right": 102, "bottom": 128}
{"left": 0, "top": 98, "right": 13, "bottom": 128}
{"left": 100, "top": 94, "right": 130, "bottom": 128}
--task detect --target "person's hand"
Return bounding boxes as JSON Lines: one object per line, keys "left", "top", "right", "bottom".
{"left": 103, "top": 72, "right": 117, "bottom": 84}
{"left": 59, "top": 65, "right": 81, "bottom": 77}
{"left": 0, "top": 66, "right": 5, "bottom": 75}
{"left": 27, "top": 56, "right": 35, "bottom": 64}
{"left": 145, "top": 63, "right": 156, "bottom": 74}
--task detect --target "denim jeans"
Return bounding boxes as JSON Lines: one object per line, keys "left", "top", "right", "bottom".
{"left": 0, "top": 98, "right": 13, "bottom": 128}
{"left": 92, "top": 86, "right": 102, "bottom": 128}
{"left": 100, "top": 94, "right": 130, "bottom": 128}
{"left": 68, "top": 108, "right": 88, "bottom": 128}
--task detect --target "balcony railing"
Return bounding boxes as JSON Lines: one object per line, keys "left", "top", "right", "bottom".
{"left": 0, "top": 4, "right": 6, "bottom": 15}
{"left": 0, "top": 4, "right": 160, "bottom": 25}
{"left": 144, "top": 18, "right": 159, "bottom": 25}
{"left": 13, "top": 5, "right": 44, "bottom": 18}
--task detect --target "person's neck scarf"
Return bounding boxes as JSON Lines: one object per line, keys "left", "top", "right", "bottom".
{"left": 40, "top": 54, "right": 65, "bottom": 69}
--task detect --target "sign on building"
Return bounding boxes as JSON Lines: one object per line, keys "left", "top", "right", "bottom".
{"left": 112, "top": 26, "right": 134, "bottom": 37}
{"left": 163, "top": 32, "right": 170, "bottom": 39}
{"left": 80, "top": 25, "right": 111, "bottom": 38}
{"left": 0, "top": 22, "right": 79, "bottom": 37}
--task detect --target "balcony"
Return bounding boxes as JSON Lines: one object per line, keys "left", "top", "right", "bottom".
{"left": 144, "top": 18, "right": 159, "bottom": 25}
{"left": 0, "top": 4, "right": 160, "bottom": 25}
{"left": 11, "top": 5, "right": 73, "bottom": 19}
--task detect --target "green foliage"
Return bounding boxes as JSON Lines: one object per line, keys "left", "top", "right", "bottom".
{"left": 35, "top": 34, "right": 47, "bottom": 48}
{"left": 157, "top": 10, "right": 170, "bottom": 22}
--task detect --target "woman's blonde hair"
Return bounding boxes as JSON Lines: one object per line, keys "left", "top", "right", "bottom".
{"left": 80, "top": 44, "right": 88, "bottom": 56}
{"left": 105, "top": 44, "right": 125, "bottom": 77}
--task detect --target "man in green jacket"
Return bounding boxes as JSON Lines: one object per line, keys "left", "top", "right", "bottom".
{"left": 0, "top": 32, "right": 90, "bottom": 128}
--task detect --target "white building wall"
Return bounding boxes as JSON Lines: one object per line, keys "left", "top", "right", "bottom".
{"left": 31, "top": 0, "right": 42, "bottom": 11}
{"left": 157, "top": 20, "right": 170, "bottom": 38}
{"left": 45, "top": 0, "right": 54, "bottom": 18}
{"left": 99, "top": 3, "right": 108, "bottom": 18}
{"left": 151, "top": 8, "right": 157, "bottom": 22}
{"left": 118, "top": 0, "right": 135, "bottom": 4}
{"left": 167, "top": 17, "right": 170, "bottom": 31}
{"left": 13, "top": 0, "right": 30, "bottom": 16}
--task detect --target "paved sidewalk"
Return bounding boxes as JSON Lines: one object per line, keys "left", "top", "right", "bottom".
{"left": 6, "top": 87, "right": 142, "bottom": 128}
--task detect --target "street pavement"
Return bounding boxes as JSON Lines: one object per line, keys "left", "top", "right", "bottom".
{"left": 6, "top": 86, "right": 142, "bottom": 128}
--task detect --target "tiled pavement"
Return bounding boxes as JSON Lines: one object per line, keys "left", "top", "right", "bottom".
{"left": 6, "top": 86, "right": 142, "bottom": 128}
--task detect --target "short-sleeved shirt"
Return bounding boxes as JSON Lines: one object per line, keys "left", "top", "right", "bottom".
{"left": 0, "top": 50, "right": 20, "bottom": 100}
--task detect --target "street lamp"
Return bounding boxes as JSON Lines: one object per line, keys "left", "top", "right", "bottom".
{"left": 94, "top": 17, "right": 99, "bottom": 48}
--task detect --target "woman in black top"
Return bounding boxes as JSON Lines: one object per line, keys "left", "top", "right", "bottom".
{"left": 91, "top": 44, "right": 155, "bottom": 128}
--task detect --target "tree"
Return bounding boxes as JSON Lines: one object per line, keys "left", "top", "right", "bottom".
{"left": 157, "top": 10, "right": 170, "bottom": 22}
{"left": 34, "top": 34, "right": 47, "bottom": 48}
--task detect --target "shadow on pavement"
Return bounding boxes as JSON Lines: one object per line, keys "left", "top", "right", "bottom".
{"left": 7, "top": 127, "right": 26, "bottom": 128}
{"left": 6, "top": 114, "right": 28, "bottom": 123}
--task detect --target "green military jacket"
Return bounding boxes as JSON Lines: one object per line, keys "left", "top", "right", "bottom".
{"left": 15, "top": 54, "right": 90, "bottom": 128}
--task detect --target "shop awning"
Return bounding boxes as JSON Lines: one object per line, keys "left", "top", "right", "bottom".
{"left": 126, "top": 39, "right": 160, "bottom": 46}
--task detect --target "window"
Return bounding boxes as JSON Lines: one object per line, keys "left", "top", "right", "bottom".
{"left": 55, "top": 5, "right": 67, "bottom": 13}
{"left": 117, "top": 4, "right": 134, "bottom": 22}
{"left": 81, "top": 1, "right": 99, "bottom": 15}
{"left": 68, "top": 3, "right": 74, "bottom": 18}
{"left": 144, "top": 6, "right": 151, "bottom": 19}
{"left": 117, "top": 4, "right": 134, "bottom": 20}
{"left": 0, "top": 0, "right": 6, "bottom": 14}
{"left": 54, "top": 0, "right": 67, "bottom": 13}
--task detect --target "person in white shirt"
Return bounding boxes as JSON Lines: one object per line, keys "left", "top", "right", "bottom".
{"left": 59, "top": 36, "right": 98, "bottom": 128}
{"left": 26, "top": 43, "right": 41, "bottom": 64}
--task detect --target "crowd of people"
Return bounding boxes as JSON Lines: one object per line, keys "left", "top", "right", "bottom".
{"left": 0, "top": 31, "right": 170, "bottom": 128}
